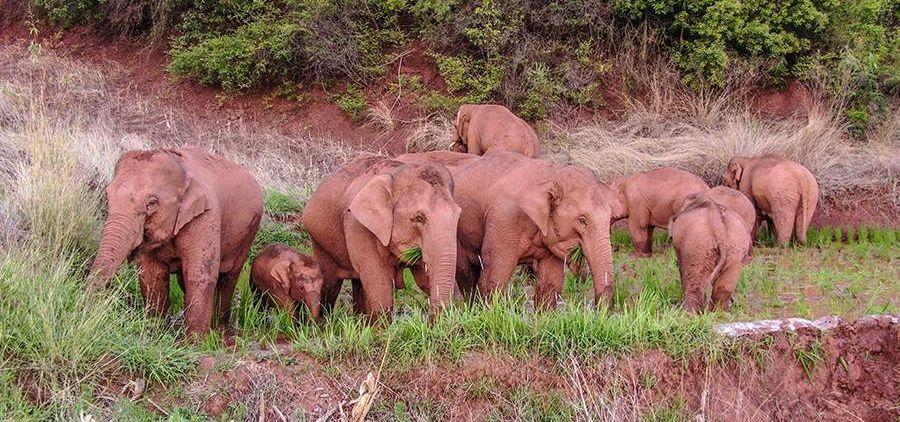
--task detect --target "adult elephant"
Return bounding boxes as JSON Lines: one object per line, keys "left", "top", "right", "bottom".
{"left": 398, "top": 151, "right": 624, "bottom": 309}
{"left": 301, "top": 156, "right": 461, "bottom": 320}
{"left": 90, "top": 147, "right": 263, "bottom": 337}
{"left": 452, "top": 104, "right": 540, "bottom": 157}
{"left": 723, "top": 155, "right": 818, "bottom": 245}
{"left": 609, "top": 168, "right": 709, "bottom": 256}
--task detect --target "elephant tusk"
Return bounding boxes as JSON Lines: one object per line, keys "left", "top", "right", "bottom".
{"left": 478, "top": 254, "right": 484, "bottom": 270}
{"left": 447, "top": 141, "right": 458, "bottom": 150}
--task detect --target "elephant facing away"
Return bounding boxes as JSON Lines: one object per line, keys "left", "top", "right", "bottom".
{"left": 398, "top": 151, "right": 623, "bottom": 309}
{"left": 250, "top": 243, "right": 324, "bottom": 320}
{"left": 301, "top": 156, "right": 461, "bottom": 320}
{"left": 90, "top": 147, "right": 263, "bottom": 337}
{"left": 453, "top": 104, "right": 540, "bottom": 157}
{"left": 609, "top": 168, "right": 709, "bottom": 256}
{"left": 683, "top": 186, "right": 756, "bottom": 261}
{"left": 723, "top": 155, "right": 818, "bottom": 245}
{"left": 670, "top": 195, "right": 750, "bottom": 313}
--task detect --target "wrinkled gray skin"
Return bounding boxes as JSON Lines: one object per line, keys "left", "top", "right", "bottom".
{"left": 397, "top": 151, "right": 622, "bottom": 309}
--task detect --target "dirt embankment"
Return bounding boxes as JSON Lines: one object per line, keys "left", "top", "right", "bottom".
{"left": 141, "top": 317, "right": 898, "bottom": 421}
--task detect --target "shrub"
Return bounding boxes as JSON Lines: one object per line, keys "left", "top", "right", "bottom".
{"left": 335, "top": 85, "right": 369, "bottom": 122}
{"left": 169, "top": 20, "right": 301, "bottom": 91}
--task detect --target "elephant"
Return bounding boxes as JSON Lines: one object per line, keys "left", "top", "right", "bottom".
{"left": 683, "top": 186, "right": 757, "bottom": 262}
{"left": 90, "top": 147, "right": 263, "bottom": 337}
{"left": 669, "top": 195, "right": 750, "bottom": 313}
{"left": 723, "top": 155, "right": 818, "bottom": 245}
{"left": 452, "top": 104, "right": 540, "bottom": 157}
{"left": 301, "top": 156, "right": 462, "bottom": 320}
{"left": 609, "top": 168, "right": 709, "bottom": 256}
{"left": 250, "top": 243, "right": 324, "bottom": 320}
{"left": 397, "top": 150, "right": 624, "bottom": 309}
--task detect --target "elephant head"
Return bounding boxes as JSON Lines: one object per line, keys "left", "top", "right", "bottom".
{"left": 348, "top": 162, "right": 461, "bottom": 314}
{"left": 723, "top": 157, "right": 748, "bottom": 189}
{"left": 519, "top": 165, "right": 619, "bottom": 307}
{"left": 453, "top": 105, "right": 474, "bottom": 151}
{"left": 90, "top": 149, "right": 209, "bottom": 287}
{"left": 270, "top": 253, "right": 324, "bottom": 320}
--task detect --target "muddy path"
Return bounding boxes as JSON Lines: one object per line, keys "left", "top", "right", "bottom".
{"left": 128, "top": 316, "right": 898, "bottom": 421}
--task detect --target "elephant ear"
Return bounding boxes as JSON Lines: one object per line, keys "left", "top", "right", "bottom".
{"left": 728, "top": 162, "right": 743, "bottom": 185}
{"left": 349, "top": 174, "right": 394, "bottom": 247}
{"left": 269, "top": 260, "right": 292, "bottom": 293}
{"left": 174, "top": 167, "right": 210, "bottom": 236}
{"left": 455, "top": 106, "right": 472, "bottom": 143}
{"left": 519, "top": 180, "right": 563, "bottom": 237}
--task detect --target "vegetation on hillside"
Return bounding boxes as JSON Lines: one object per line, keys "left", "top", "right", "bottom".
{"left": 15, "top": 0, "right": 900, "bottom": 132}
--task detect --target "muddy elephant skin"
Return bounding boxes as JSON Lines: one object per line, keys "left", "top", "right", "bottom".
{"left": 610, "top": 168, "right": 709, "bottom": 256}
{"left": 301, "top": 156, "right": 461, "bottom": 320}
{"left": 684, "top": 186, "right": 757, "bottom": 261}
{"left": 453, "top": 104, "right": 540, "bottom": 157}
{"left": 90, "top": 147, "right": 263, "bottom": 337}
{"left": 723, "top": 155, "right": 818, "bottom": 245}
{"left": 398, "top": 150, "right": 622, "bottom": 309}
{"left": 670, "top": 196, "right": 750, "bottom": 313}
{"left": 250, "top": 243, "right": 324, "bottom": 320}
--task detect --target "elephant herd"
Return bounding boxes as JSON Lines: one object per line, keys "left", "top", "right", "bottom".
{"left": 88, "top": 105, "right": 819, "bottom": 336}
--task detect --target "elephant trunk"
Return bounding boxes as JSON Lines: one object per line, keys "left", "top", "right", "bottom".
{"left": 90, "top": 212, "right": 143, "bottom": 289}
{"left": 302, "top": 290, "right": 322, "bottom": 321}
{"left": 583, "top": 224, "right": 615, "bottom": 309}
{"left": 422, "top": 221, "right": 459, "bottom": 317}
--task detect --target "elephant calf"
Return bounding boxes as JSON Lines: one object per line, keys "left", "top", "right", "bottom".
{"left": 90, "top": 147, "right": 263, "bottom": 337}
{"left": 684, "top": 186, "right": 756, "bottom": 261}
{"left": 250, "top": 244, "right": 324, "bottom": 320}
{"left": 670, "top": 195, "right": 750, "bottom": 313}
{"left": 610, "top": 168, "right": 709, "bottom": 256}
{"left": 453, "top": 104, "right": 540, "bottom": 157}
{"left": 724, "top": 155, "right": 818, "bottom": 245}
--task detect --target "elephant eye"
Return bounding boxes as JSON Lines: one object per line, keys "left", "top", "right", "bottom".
{"left": 411, "top": 212, "right": 427, "bottom": 225}
{"left": 578, "top": 215, "right": 588, "bottom": 226}
{"left": 146, "top": 196, "right": 159, "bottom": 212}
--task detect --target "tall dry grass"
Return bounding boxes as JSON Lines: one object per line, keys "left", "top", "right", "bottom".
{"left": 0, "top": 43, "right": 359, "bottom": 202}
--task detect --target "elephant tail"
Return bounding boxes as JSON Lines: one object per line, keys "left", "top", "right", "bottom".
{"left": 705, "top": 206, "right": 729, "bottom": 295}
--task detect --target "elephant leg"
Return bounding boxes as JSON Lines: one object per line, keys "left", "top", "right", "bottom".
{"left": 771, "top": 205, "right": 797, "bottom": 247}
{"left": 628, "top": 210, "right": 652, "bottom": 257}
{"left": 678, "top": 248, "right": 712, "bottom": 313}
{"left": 175, "top": 218, "right": 221, "bottom": 338}
{"left": 138, "top": 252, "right": 170, "bottom": 318}
{"left": 533, "top": 255, "right": 565, "bottom": 310}
{"left": 351, "top": 278, "right": 366, "bottom": 315}
{"left": 215, "top": 268, "right": 241, "bottom": 329}
{"left": 409, "top": 265, "right": 430, "bottom": 296}
{"left": 478, "top": 238, "right": 523, "bottom": 301}
{"left": 711, "top": 262, "right": 742, "bottom": 311}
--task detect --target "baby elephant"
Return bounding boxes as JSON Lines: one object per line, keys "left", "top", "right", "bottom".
{"left": 453, "top": 104, "right": 540, "bottom": 157}
{"left": 683, "top": 186, "right": 756, "bottom": 261}
{"left": 251, "top": 244, "right": 324, "bottom": 320}
{"left": 723, "top": 155, "right": 818, "bottom": 245}
{"left": 670, "top": 196, "right": 750, "bottom": 313}
{"left": 610, "top": 168, "right": 709, "bottom": 256}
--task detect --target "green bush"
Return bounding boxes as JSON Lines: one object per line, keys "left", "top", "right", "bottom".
{"left": 169, "top": 20, "right": 301, "bottom": 91}
{"left": 334, "top": 85, "right": 369, "bottom": 122}
{"left": 31, "top": 0, "right": 99, "bottom": 26}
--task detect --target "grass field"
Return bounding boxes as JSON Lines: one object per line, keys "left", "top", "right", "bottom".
{"left": 1, "top": 43, "right": 897, "bottom": 419}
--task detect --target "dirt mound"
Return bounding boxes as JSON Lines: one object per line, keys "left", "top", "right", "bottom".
{"left": 142, "top": 317, "right": 897, "bottom": 420}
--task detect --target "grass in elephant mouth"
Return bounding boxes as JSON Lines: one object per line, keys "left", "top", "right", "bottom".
{"left": 399, "top": 246, "right": 422, "bottom": 266}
